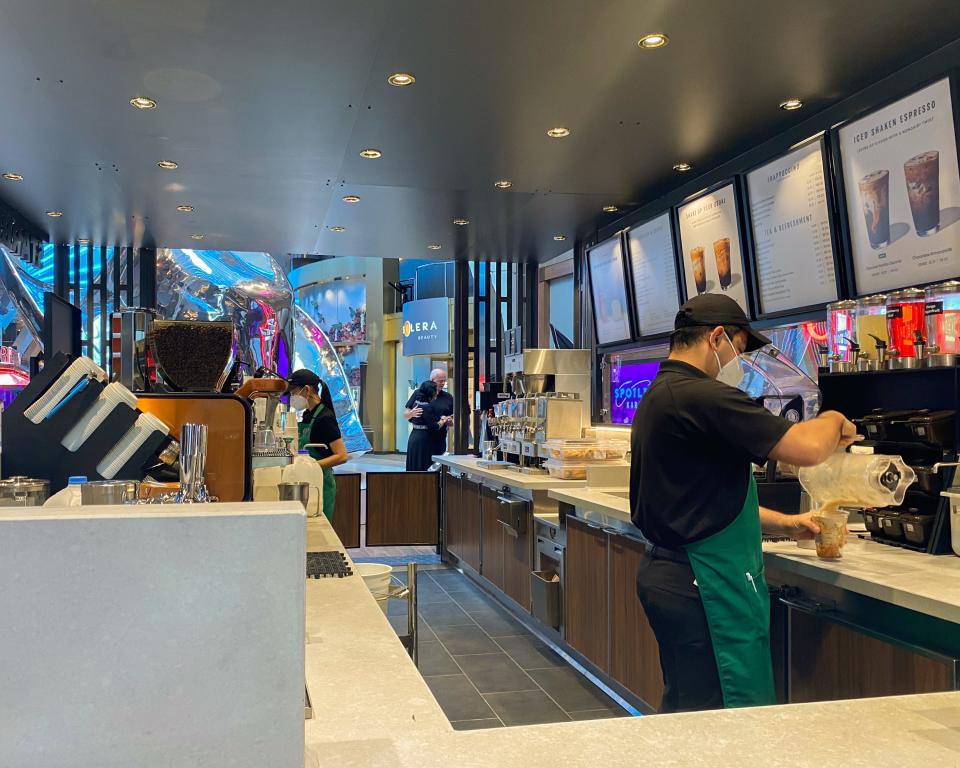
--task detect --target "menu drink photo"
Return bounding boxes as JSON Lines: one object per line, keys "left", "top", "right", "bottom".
{"left": 626, "top": 212, "right": 681, "bottom": 336}
{"left": 587, "top": 235, "right": 633, "bottom": 346}
{"left": 838, "top": 78, "right": 960, "bottom": 295}
{"left": 677, "top": 183, "right": 751, "bottom": 313}
{"left": 746, "top": 139, "right": 838, "bottom": 314}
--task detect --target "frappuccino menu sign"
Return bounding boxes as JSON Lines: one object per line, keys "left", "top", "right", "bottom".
{"left": 839, "top": 78, "right": 960, "bottom": 295}
{"left": 587, "top": 235, "right": 632, "bottom": 345}
{"left": 676, "top": 183, "right": 750, "bottom": 313}
{"left": 747, "top": 140, "right": 837, "bottom": 314}
{"left": 626, "top": 212, "right": 680, "bottom": 336}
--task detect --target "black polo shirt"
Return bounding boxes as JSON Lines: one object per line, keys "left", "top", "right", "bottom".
{"left": 629, "top": 360, "right": 792, "bottom": 548}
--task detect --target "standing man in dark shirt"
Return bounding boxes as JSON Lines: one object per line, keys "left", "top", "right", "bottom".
{"left": 405, "top": 368, "right": 453, "bottom": 457}
{"left": 630, "top": 294, "right": 858, "bottom": 713}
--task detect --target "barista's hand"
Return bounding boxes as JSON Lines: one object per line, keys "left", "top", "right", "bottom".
{"left": 837, "top": 416, "right": 861, "bottom": 449}
{"left": 790, "top": 511, "right": 821, "bottom": 541}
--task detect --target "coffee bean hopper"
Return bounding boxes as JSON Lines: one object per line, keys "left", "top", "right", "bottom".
{"left": 149, "top": 319, "right": 236, "bottom": 392}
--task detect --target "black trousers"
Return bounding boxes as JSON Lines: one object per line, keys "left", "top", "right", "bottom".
{"left": 635, "top": 551, "right": 723, "bottom": 713}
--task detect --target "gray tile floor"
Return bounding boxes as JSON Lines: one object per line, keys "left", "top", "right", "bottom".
{"left": 385, "top": 566, "right": 629, "bottom": 729}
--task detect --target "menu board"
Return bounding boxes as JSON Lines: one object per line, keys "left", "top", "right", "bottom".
{"left": 587, "top": 235, "right": 632, "bottom": 345}
{"left": 626, "top": 213, "right": 680, "bottom": 336}
{"left": 676, "top": 183, "right": 750, "bottom": 313}
{"left": 747, "top": 140, "right": 838, "bottom": 314}
{"left": 839, "top": 78, "right": 960, "bottom": 295}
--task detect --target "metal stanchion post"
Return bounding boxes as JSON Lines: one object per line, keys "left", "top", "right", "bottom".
{"left": 407, "top": 562, "right": 418, "bottom": 666}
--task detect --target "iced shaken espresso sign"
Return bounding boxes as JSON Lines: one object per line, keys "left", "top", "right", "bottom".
{"left": 677, "top": 183, "right": 750, "bottom": 314}
{"left": 839, "top": 78, "right": 960, "bottom": 294}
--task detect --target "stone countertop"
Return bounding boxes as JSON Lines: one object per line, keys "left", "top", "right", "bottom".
{"left": 547, "top": 488, "right": 960, "bottom": 625}
{"left": 434, "top": 454, "right": 587, "bottom": 491}
{"left": 301, "top": 511, "right": 960, "bottom": 768}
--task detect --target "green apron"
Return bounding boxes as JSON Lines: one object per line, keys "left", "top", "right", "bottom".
{"left": 298, "top": 404, "right": 337, "bottom": 523}
{"left": 683, "top": 473, "right": 776, "bottom": 708}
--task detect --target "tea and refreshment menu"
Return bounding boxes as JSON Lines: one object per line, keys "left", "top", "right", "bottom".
{"left": 839, "top": 78, "right": 960, "bottom": 295}
{"left": 626, "top": 212, "right": 680, "bottom": 336}
{"left": 677, "top": 183, "right": 750, "bottom": 313}
{"left": 587, "top": 235, "right": 632, "bottom": 345}
{"left": 747, "top": 140, "right": 838, "bottom": 314}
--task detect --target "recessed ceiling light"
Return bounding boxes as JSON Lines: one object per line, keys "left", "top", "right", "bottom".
{"left": 329, "top": 226, "right": 346, "bottom": 232}
{"left": 78, "top": 238, "right": 91, "bottom": 244}
{"left": 453, "top": 218, "right": 469, "bottom": 226}
{"left": 494, "top": 179, "right": 512, "bottom": 189}
{"left": 553, "top": 234, "right": 567, "bottom": 241}
{"left": 190, "top": 233, "right": 204, "bottom": 240}
{"left": 673, "top": 162, "right": 692, "bottom": 172}
{"left": 2, "top": 172, "right": 23, "bottom": 182}
{"left": 427, "top": 243, "right": 442, "bottom": 250}
{"left": 638, "top": 33, "right": 669, "bottom": 49}
{"left": 130, "top": 96, "right": 157, "bottom": 110}
{"left": 387, "top": 72, "right": 416, "bottom": 87}
{"left": 157, "top": 160, "right": 178, "bottom": 170}
{"left": 46, "top": 210, "right": 63, "bottom": 218}
{"left": 547, "top": 127, "right": 570, "bottom": 138}
{"left": 359, "top": 148, "right": 382, "bottom": 159}
{"left": 176, "top": 204, "right": 194, "bottom": 212}
{"left": 779, "top": 97, "right": 804, "bottom": 111}
{"left": 342, "top": 195, "right": 361, "bottom": 203}
{"left": 602, "top": 205, "right": 619, "bottom": 213}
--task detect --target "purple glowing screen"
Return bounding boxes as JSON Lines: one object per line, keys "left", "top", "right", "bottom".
{"left": 610, "top": 361, "right": 661, "bottom": 425}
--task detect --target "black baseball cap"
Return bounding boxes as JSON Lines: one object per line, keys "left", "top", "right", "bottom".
{"left": 674, "top": 294, "right": 771, "bottom": 352}
{"left": 287, "top": 369, "right": 321, "bottom": 389}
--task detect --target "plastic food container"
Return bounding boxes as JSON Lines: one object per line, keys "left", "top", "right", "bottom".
{"left": 856, "top": 295, "right": 889, "bottom": 361}
{"left": 541, "top": 440, "right": 630, "bottom": 461}
{"left": 827, "top": 300, "right": 857, "bottom": 362}
{"left": 925, "top": 280, "right": 960, "bottom": 355}
{"left": 886, "top": 288, "right": 926, "bottom": 358}
{"left": 543, "top": 459, "right": 628, "bottom": 480}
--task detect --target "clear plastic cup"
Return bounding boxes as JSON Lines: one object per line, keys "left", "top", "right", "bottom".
{"left": 812, "top": 508, "right": 850, "bottom": 559}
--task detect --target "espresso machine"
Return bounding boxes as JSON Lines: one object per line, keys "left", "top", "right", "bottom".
{"left": 491, "top": 344, "right": 592, "bottom": 473}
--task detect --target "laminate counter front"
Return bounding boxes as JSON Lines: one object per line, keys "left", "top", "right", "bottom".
{"left": 302, "top": 513, "right": 960, "bottom": 768}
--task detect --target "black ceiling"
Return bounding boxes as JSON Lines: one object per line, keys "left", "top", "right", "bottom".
{"left": 1, "top": 1, "right": 960, "bottom": 263}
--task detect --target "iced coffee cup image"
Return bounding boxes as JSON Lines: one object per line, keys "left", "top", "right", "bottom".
{"left": 690, "top": 246, "right": 707, "bottom": 295}
{"left": 713, "top": 238, "right": 732, "bottom": 290}
{"left": 903, "top": 150, "right": 940, "bottom": 236}
{"left": 858, "top": 169, "right": 890, "bottom": 249}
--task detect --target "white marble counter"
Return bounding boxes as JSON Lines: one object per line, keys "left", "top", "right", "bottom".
{"left": 302, "top": 514, "right": 960, "bottom": 767}
{"left": 434, "top": 454, "right": 586, "bottom": 491}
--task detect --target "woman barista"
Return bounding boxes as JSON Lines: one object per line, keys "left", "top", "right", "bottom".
{"left": 287, "top": 369, "right": 348, "bottom": 521}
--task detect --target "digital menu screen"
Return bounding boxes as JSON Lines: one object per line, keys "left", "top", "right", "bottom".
{"left": 587, "top": 235, "right": 633, "bottom": 345}
{"left": 626, "top": 213, "right": 680, "bottom": 336}
{"left": 610, "top": 360, "right": 661, "bottom": 425}
{"left": 838, "top": 78, "right": 960, "bottom": 295}
{"left": 747, "top": 140, "right": 838, "bottom": 314}
{"left": 676, "top": 183, "right": 750, "bottom": 313}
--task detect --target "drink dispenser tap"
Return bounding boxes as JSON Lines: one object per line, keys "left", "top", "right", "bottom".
{"left": 913, "top": 329, "right": 927, "bottom": 361}
{"left": 869, "top": 334, "right": 888, "bottom": 365}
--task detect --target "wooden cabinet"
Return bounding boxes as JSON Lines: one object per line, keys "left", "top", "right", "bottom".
{"left": 564, "top": 516, "right": 609, "bottom": 672}
{"left": 331, "top": 473, "right": 360, "bottom": 549}
{"left": 443, "top": 472, "right": 463, "bottom": 560}
{"left": 608, "top": 534, "right": 663, "bottom": 709}
{"left": 480, "top": 486, "right": 504, "bottom": 589}
{"left": 788, "top": 608, "right": 956, "bottom": 703}
{"left": 366, "top": 472, "right": 438, "bottom": 545}
{"left": 459, "top": 477, "right": 482, "bottom": 571}
{"left": 501, "top": 505, "right": 532, "bottom": 611}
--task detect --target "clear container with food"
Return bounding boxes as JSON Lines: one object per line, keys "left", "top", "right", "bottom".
{"left": 856, "top": 294, "right": 889, "bottom": 361}
{"left": 827, "top": 300, "right": 857, "bottom": 362}
{"left": 543, "top": 459, "right": 628, "bottom": 480}
{"left": 925, "top": 280, "right": 960, "bottom": 355}
{"left": 540, "top": 440, "right": 600, "bottom": 461}
{"left": 886, "top": 288, "right": 926, "bottom": 357}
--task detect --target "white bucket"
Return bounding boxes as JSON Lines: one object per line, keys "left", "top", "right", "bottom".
{"left": 354, "top": 563, "right": 393, "bottom": 614}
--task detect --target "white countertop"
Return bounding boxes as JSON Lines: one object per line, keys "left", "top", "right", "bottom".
{"left": 548, "top": 486, "right": 631, "bottom": 519}
{"left": 302, "top": 513, "right": 960, "bottom": 767}
{"left": 434, "top": 454, "right": 587, "bottom": 490}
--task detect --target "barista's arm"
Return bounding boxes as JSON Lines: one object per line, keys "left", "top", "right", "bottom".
{"left": 315, "top": 438, "right": 348, "bottom": 469}
{"left": 767, "top": 411, "right": 859, "bottom": 467}
{"left": 759, "top": 506, "right": 819, "bottom": 540}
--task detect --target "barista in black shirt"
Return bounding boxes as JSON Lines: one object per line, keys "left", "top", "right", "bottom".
{"left": 629, "top": 294, "right": 857, "bottom": 713}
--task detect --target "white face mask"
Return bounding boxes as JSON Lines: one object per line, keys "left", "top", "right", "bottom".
{"left": 290, "top": 394, "right": 309, "bottom": 411}
{"left": 713, "top": 333, "right": 744, "bottom": 389}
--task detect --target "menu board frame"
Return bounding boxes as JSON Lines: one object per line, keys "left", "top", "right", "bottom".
{"left": 831, "top": 73, "right": 960, "bottom": 297}
{"left": 586, "top": 231, "right": 635, "bottom": 347}
{"left": 743, "top": 134, "right": 845, "bottom": 320}
{"left": 673, "top": 178, "right": 756, "bottom": 317}
{"left": 623, "top": 210, "right": 683, "bottom": 340}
